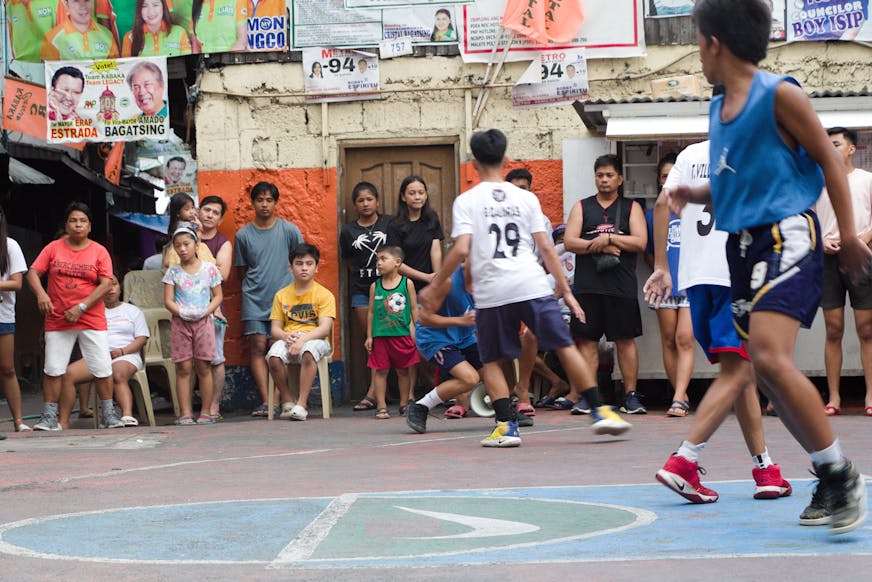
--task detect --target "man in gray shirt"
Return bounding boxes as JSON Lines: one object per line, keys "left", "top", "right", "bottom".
{"left": 234, "top": 182, "right": 303, "bottom": 416}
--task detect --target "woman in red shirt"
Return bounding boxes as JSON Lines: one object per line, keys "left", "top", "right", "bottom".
{"left": 27, "top": 202, "right": 115, "bottom": 431}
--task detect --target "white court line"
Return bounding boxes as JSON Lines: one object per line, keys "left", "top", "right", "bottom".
{"left": 269, "top": 493, "right": 358, "bottom": 567}
{"left": 379, "top": 425, "right": 588, "bottom": 447}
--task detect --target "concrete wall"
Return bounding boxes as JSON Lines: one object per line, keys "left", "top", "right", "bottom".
{"left": 195, "top": 42, "right": 872, "bottom": 396}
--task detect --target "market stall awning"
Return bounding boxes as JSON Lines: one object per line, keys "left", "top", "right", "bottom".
{"left": 8, "top": 157, "right": 55, "bottom": 184}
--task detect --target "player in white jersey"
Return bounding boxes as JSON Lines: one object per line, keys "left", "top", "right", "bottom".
{"left": 419, "top": 129, "right": 631, "bottom": 447}
{"left": 644, "top": 140, "right": 792, "bottom": 504}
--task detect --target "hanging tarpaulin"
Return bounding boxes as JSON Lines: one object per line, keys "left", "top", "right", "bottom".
{"left": 302, "top": 48, "right": 381, "bottom": 103}
{"left": 461, "top": 0, "right": 644, "bottom": 62}
{"left": 502, "top": 0, "right": 585, "bottom": 45}
{"left": 45, "top": 57, "right": 170, "bottom": 144}
{"left": 512, "top": 48, "right": 590, "bottom": 108}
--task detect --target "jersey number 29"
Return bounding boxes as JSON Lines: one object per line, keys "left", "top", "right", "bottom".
{"left": 490, "top": 223, "right": 520, "bottom": 258}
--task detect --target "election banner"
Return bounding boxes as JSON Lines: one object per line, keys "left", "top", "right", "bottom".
{"left": 512, "top": 49, "right": 590, "bottom": 108}
{"left": 161, "top": 153, "right": 198, "bottom": 199}
{"left": 5, "top": 0, "right": 284, "bottom": 64}
{"left": 45, "top": 57, "right": 171, "bottom": 144}
{"left": 461, "top": 0, "right": 644, "bottom": 62}
{"left": 302, "top": 47, "right": 380, "bottom": 103}
{"left": 292, "top": 0, "right": 461, "bottom": 47}
{"left": 772, "top": 0, "right": 786, "bottom": 40}
{"left": 787, "top": 0, "right": 872, "bottom": 41}
{"left": 347, "top": 0, "right": 466, "bottom": 6}
{"left": 2, "top": 78, "right": 49, "bottom": 139}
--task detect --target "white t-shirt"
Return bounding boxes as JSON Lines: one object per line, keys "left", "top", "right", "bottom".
{"left": 452, "top": 180, "right": 553, "bottom": 308}
{"left": 814, "top": 168, "right": 872, "bottom": 240}
{"left": 0, "top": 238, "right": 27, "bottom": 324}
{"left": 664, "top": 141, "right": 731, "bottom": 290}
{"left": 106, "top": 302, "right": 150, "bottom": 351}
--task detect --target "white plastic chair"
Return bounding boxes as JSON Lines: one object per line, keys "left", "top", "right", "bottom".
{"left": 267, "top": 334, "right": 333, "bottom": 420}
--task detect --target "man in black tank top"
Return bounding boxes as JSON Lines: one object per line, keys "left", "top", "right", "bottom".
{"left": 563, "top": 154, "right": 649, "bottom": 414}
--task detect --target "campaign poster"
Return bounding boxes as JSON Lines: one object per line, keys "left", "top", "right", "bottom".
{"left": 460, "top": 0, "right": 645, "bottom": 62}
{"left": 771, "top": 0, "right": 787, "bottom": 40}
{"left": 302, "top": 48, "right": 381, "bottom": 103}
{"left": 2, "top": 78, "right": 48, "bottom": 139}
{"left": 346, "top": 0, "right": 466, "bottom": 7}
{"left": 5, "top": 0, "right": 284, "bottom": 64}
{"left": 787, "top": 0, "right": 872, "bottom": 41}
{"left": 161, "top": 152, "right": 198, "bottom": 201}
{"left": 512, "top": 49, "right": 591, "bottom": 108}
{"left": 45, "top": 57, "right": 170, "bottom": 144}
{"left": 383, "top": 5, "right": 460, "bottom": 43}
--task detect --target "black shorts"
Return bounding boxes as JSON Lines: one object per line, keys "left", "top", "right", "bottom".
{"left": 475, "top": 296, "right": 574, "bottom": 363}
{"left": 570, "top": 293, "right": 643, "bottom": 341}
{"left": 821, "top": 253, "right": 872, "bottom": 310}
{"left": 430, "top": 343, "right": 483, "bottom": 374}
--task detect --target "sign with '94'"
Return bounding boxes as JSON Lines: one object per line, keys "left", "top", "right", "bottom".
{"left": 302, "top": 48, "right": 381, "bottom": 104}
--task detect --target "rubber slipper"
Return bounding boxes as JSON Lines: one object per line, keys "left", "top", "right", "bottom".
{"left": 16, "top": 423, "right": 32, "bottom": 432}
{"left": 375, "top": 408, "right": 390, "bottom": 420}
{"left": 546, "top": 397, "right": 575, "bottom": 410}
{"left": 666, "top": 400, "right": 690, "bottom": 417}
{"left": 354, "top": 396, "right": 377, "bottom": 411}
{"left": 78, "top": 409, "right": 94, "bottom": 419}
{"left": 824, "top": 405, "right": 841, "bottom": 416}
{"left": 444, "top": 405, "right": 467, "bottom": 419}
{"left": 196, "top": 414, "right": 216, "bottom": 425}
{"left": 535, "top": 394, "right": 557, "bottom": 408}
{"left": 251, "top": 404, "right": 269, "bottom": 417}
{"left": 515, "top": 403, "right": 536, "bottom": 417}
{"left": 865, "top": 406, "right": 872, "bottom": 417}
{"left": 399, "top": 405, "right": 408, "bottom": 416}
{"left": 174, "top": 415, "right": 196, "bottom": 426}
{"left": 120, "top": 416, "right": 139, "bottom": 427}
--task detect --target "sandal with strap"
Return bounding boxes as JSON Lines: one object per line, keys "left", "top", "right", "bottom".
{"left": 444, "top": 405, "right": 467, "bottom": 419}
{"left": 546, "top": 397, "right": 575, "bottom": 411}
{"left": 516, "top": 402, "right": 536, "bottom": 417}
{"left": 666, "top": 400, "right": 690, "bottom": 417}
{"left": 375, "top": 408, "right": 390, "bottom": 420}
{"left": 174, "top": 415, "right": 196, "bottom": 426}
{"left": 354, "top": 396, "right": 377, "bottom": 411}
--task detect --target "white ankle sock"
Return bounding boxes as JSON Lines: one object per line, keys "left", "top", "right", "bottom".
{"left": 810, "top": 439, "right": 845, "bottom": 467}
{"left": 676, "top": 440, "right": 705, "bottom": 463}
{"left": 752, "top": 449, "right": 772, "bottom": 470}
{"left": 417, "top": 389, "right": 444, "bottom": 411}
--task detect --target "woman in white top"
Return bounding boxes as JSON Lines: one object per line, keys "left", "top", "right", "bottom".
{"left": 0, "top": 207, "right": 30, "bottom": 434}
{"left": 60, "top": 276, "right": 149, "bottom": 428}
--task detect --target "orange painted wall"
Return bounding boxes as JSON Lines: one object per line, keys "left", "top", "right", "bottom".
{"left": 198, "top": 167, "right": 338, "bottom": 367}
{"left": 460, "top": 159, "right": 566, "bottom": 227}
{"left": 200, "top": 159, "right": 563, "bottom": 367}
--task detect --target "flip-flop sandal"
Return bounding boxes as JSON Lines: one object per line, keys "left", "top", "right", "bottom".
{"left": 121, "top": 416, "right": 139, "bottom": 427}
{"left": 516, "top": 403, "right": 536, "bottom": 417}
{"left": 399, "top": 405, "right": 408, "bottom": 416}
{"left": 354, "top": 396, "right": 377, "bottom": 411}
{"left": 375, "top": 408, "right": 390, "bottom": 420}
{"left": 865, "top": 406, "right": 872, "bottom": 417}
{"left": 196, "top": 414, "right": 216, "bottom": 425}
{"left": 78, "top": 409, "right": 94, "bottom": 419}
{"left": 546, "top": 397, "right": 575, "bottom": 411}
{"left": 535, "top": 395, "right": 557, "bottom": 408}
{"left": 824, "top": 405, "right": 841, "bottom": 416}
{"left": 666, "top": 400, "right": 690, "bottom": 417}
{"left": 444, "top": 405, "right": 467, "bottom": 419}
{"left": 174, "top": 415, "right": 196, "bottom": 426}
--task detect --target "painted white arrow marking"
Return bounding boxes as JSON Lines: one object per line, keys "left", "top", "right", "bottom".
{"left": 395, "top": 505, "right": 540, "bottom": 539}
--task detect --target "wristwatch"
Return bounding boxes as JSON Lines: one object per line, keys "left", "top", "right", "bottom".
{"left": 78, "top": 302, "right": 88, "bottom": 313}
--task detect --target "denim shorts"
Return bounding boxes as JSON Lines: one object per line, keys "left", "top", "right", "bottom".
{"left": 0, "top": 322, "right": 14, "bottom": 335}
{"left": 351, "top": 294, "right": 370, "bottom": 308}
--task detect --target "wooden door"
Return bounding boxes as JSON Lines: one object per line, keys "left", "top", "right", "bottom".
{"left": 340, "top": 142, "right": 459, "bottom": 400}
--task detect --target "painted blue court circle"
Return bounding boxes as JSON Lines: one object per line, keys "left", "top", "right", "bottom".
{"left": 0, "top": 481, "right": 869, "bottom": 568}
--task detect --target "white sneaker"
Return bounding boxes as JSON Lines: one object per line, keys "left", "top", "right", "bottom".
{"left": 289, "top": 404, "right": 308, "bottom": 421}
{"left": 34, "top": 412, "right": 61, "bottom": 431}
{"left": 16, "top": 423, "right": 33, "bottom": 432}
{"left": 99, "top": 407, "right": 125, "bottom": 429}
{"left": 279, "top": 402, "right": 296, "bottom": 420}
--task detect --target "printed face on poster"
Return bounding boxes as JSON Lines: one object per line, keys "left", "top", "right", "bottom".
{"left": 512, "top": 49, "right": 590, "bottom": 109}
{"left": 45, "top": 57, "right": 171, "bottom": 144}
{"left": 302, "top": 48, "right": 380, "bottom": 103}
{"left": 159, "top": 153, "right": 198, "bottom": 212}
{"left": 5, "top": 0, "right": 284, "bottom": 63}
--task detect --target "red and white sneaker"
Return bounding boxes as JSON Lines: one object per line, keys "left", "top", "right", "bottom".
{"left": 656, "top": 454, "right": 719, "bottom": 503}
{"left": 752, "top": 464, "right": 792, "bottom": 499}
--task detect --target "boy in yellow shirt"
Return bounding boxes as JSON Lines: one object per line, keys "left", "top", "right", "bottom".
{"left": 267, "top": 243, "right": 335, "bottom": 421}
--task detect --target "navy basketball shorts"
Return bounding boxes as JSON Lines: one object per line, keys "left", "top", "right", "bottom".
{"left": 725, "top": 211, "right": 823, "bottom": 339}
{"left": 476, "top": 296, "right": 573, "bottom": 364}
{"left": 430, "top": 343, "right": 483, "bottom": 375}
